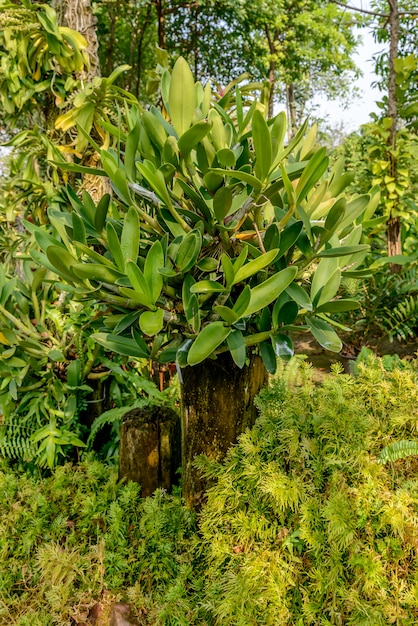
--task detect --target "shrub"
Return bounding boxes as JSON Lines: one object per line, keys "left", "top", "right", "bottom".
{"left": 199, "top": 354, "right": 418, "bottom": 625}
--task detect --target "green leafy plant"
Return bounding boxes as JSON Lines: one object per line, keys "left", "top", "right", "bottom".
{"left": 32, "top": 57, "right": 378, "bottom": 375}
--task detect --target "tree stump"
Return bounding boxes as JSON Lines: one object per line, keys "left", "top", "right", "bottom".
{"left": 118, "top": 406, "right": 181, "bottom": 497}
{"left": 181, "top": 352, "right": 268, "bottom": 509}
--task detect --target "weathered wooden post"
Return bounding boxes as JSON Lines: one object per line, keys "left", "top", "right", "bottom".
{"left": 118, "top": 406, "right": 181, "bottom": 496}
{"left": 181, "top": 352, "right": 268, "bottom": 509}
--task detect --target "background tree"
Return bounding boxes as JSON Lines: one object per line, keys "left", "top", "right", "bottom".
{"left": 333, "top": 0, "right": 418, "bottom": 264}
{"left": 91, "top": 0, "right": 362, "bottom": 124}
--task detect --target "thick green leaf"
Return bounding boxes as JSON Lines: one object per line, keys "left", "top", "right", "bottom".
{"left": 232, "top": 285, "right": 251, "bottom": 318}
{"left": 178, "top": 120, "right": 212, "bottom": 155}
{"left": 273, "top": 300, "right": 299, "bottom": 327}
{"left": 227, "top": 329, "right": 246, "bottom": 368}
{"left": 71, "top": 213, "right": 86, "bottom": 245}
{"left": 324, "top": 199, "right": 346, "bottom": 233}
{"left": 72, "top": 263, "right": 125, "bottom": 284}
{"left": 337, "top": 195, "right": 370, "bottom": 232}
{"left": 46, "top": 246, "right": 78, "bottom": 283}
{"left": 92, "top": 332, "right": 149, "bottom": 358}
{"left": 137, "top": 160, "right": 173, "bottom": 210}
{"left": 264, "top": 223, "right": 280, "bottom": 251}
{"left": 260, "top": 340, "right": 277, "bottom": 374}
{"left": 197, "top": 257, "right": 219, "bottom": 272}
{"left": 101, "top": 152, "right": 131, "bottom": 205}
{"left": 277, "top": 222, "right": 303, "bottom": 258}
{"left": 94, "top": 194, "right": 111, "bottom": 233}
{"left": 139, "top": 309, "right": 164, "bottom": 336}
{"left": 306, "top": 317, "right": 342, "bottom": 353}
{"left": 271, "top": 334, "right": 294, "bottom": 361}
{"left": 66, "top": 359, "right": 81, "bottom": 387}
{"left": 132, "top": 328, "right": 153, "bottom": 355}
{"left": 119, "top": 287, "right": 155, "bottom": 309}
{"left": 73, "top": 242, "right": 118, "bottom": 269}
{"left": 175, "top": 230, "right": 202, "bottom": 273}
{"left": 34, "top": 228, "right": 65, "bottom": 255}
{"left": 169, "top": 57, "right": 195, "bottom": 136}
{"left": 232, "top": 246, "right": 248, "bottom": 273}
{"left": 210, "top": 168, "right": 262, "bottom": 192}
{"left": 187, "top": 322, "right": 231, "bottom": 365}
{"left": 252, "top": 109, "right": 272, "bottom": 181}
{"left": 310, "top": 257, "right": 339, "bottom": 303}
{"left": 126, "top": 261, "right": 149, "bottom": 295}
{"left": 221, "top": 253, "right": 235, "bottom": 289}
{"left": 176, "top": 339, "right": 193, "bottom": 367}
{"left": 106, "top": 222, "right": 124, "bottom": 271}
{"left": 296, "top": 148, "right": 328, "bottom": 203}
{"left": 190, "top": 280, "right": 226, "bottom": 293}
{"left": 176, "top": 179, "right": 213, "bottom": 222}
{"left": 314, "top": 268, "right": 341, "bottom": 308}
{"left": 144, "top": 241, "right": 164, "bottom": 303}
{"left": 233, "top": 249, "right": 278, "bottom": 285}
{"left": 125, "top": 121, "right": 141, "bottom": 181}
{"left": 142, "top": 110, "right": 166, "bottom": 150}
{"left": 186, "top": 294, "right": 201, "bottom": 333}
{"left": 121, "top": 207, "right": 140, "bottom": 266}
{"left": 216, "top": 148, "right": 236, "bottom": 167}
{"left": 317, "top": 245, "right": 369, "bottom": 258}
{"left": 245, "top": 267, "right": 298, "bottom": 317}
{"left": 213, "top": 187, "right": 233, "bottom": 223}
{"left": 213, "top": 305, "right": 238, "bottom": 324}
{"left": 316, "top": 299, "right": 361, "bottom": 313}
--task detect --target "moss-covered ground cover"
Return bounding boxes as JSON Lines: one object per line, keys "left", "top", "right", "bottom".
{"left": 1, "top": 352, "right": 418, "bottom": 625}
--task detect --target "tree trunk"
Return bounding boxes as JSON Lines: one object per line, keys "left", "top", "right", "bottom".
{"left": 119, "top": 406, "right": 181, "bottom": 496}
{"left": 264, "top": 25, "right": 277, "bottom": 119}
{"left": 180, "top": 352, "right": 268, "bottom": 509}
{"left": 155, "top": 0, "right": 166, "bottom": 49}
{"left": 104, "top": 0, "right": 120, "bottom": 77}
{"left": 286, "top": 83, "right": 297, "bottom": 138}
{"left": 387, "top": 0, "right": 401, "bottom": 272}
{"left": 53, "top": 0, "right": 101, "bottom": 81}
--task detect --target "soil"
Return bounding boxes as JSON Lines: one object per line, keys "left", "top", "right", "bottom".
{"left": 293, "top": 331, "right": 418, "bottom": 381}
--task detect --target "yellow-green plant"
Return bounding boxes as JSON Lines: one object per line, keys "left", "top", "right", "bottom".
{"left": 0, "top": 0, "right": 88, "bottom": 122}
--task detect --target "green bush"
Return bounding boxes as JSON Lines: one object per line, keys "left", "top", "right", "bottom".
{"left": 1, "top": 353, "right": 418, "bottom": 624}
{"left": 199, "top": 354, "right": 418, "bottom": 625}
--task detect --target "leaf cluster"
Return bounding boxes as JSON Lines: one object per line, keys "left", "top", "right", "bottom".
{"left": 33, "top": 58, "right": 378, "bottom": 374}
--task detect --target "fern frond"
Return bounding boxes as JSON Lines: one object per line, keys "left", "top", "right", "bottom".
{"left": 386, "top": 295, "right": 418, "bottom": 342}
{"left": 378, "top": 440, "right": 418, "bottom": 464}
{"left": 87, "top": 398, "right": 148, "bottom": 449}
{"left": 0, "top": 423, "right": 37, "bottom": 460}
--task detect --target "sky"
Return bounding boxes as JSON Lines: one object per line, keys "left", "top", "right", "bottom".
{"left": 315, "top": 1, "right": 388, "bottom": 132}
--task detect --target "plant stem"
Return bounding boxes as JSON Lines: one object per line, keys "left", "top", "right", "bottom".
{"left": 0, "top": 304, "right": 47, "bottom": 342}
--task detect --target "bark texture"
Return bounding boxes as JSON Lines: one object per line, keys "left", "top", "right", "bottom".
{"left": 54, "top": 0, "right": 101, "bottom": 80}
{"left": 119, "top": 406, "right": 181, "bottom": 497}
{"left": 181, "top": 352, "right": 268, "bottom": 509}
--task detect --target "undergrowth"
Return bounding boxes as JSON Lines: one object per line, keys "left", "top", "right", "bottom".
{"left": 1, "top": 352, "right": 418, "bottom": 625}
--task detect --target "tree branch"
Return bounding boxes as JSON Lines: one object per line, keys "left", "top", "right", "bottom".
{"left": 329, "top": 0, "right": 417, "bottom": 18}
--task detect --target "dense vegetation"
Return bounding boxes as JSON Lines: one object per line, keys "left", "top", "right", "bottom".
{"left": 1, "top": 353, "right": 418, "bottom": 624}
{"left": 0, "top": 1, "right": 418, "bottom": 622}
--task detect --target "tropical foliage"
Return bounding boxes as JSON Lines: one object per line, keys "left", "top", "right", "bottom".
{"left": 29, "top": 56, "right": 378, "bottom": 376}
